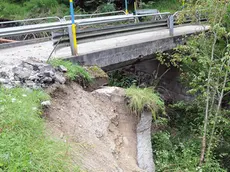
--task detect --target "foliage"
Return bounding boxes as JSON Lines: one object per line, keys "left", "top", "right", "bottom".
{"left": 141, "top": 0, "right": 181, "bottom": 13}
{"left": 154, "top": 0, "right": 230, "bottom": 170}
{"left": 0, "top": 87, "right": 78, "bottom": 171}
{"left": 125, "top": 86, "right": 164, "bottom": 119}
{"left": 49, "top": 59, "right": 92, "bottom": 83}
{"left": 108, "top": 70, "right": 137, "bottom": 88}
{"left": 0, "top": 0, "right": 69, "bottom": 19}
{"left": 153, "top": 131, "right": 226, "bottom": 172}
{"left": 97, "top": 3, "right": 116, "bottom": 13}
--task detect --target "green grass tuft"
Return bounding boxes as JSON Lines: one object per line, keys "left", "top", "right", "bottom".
{"left": 49, "top": 59, "right": 92, "bottom": 82}
{"left": 0, "top": 87, "right": 78, "bottom": 171}
{"left": 125, "top": 86, "right": 165, "bottom": 119}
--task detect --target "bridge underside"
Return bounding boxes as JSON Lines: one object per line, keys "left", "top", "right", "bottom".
{"left": 67, "top": 35, "right": 185, "bottom": 71}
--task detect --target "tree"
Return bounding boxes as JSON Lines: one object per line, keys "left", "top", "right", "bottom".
{"left": 157, "top": 0, "right": 230, "bottom": 169}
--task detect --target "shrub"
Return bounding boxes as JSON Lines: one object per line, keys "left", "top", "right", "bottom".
{"left": 97, "top": 3, "right": 116, "bottom": 13}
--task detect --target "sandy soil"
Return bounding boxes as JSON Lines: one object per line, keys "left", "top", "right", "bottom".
{"left": 45, "top": 83, "right": 143, "bottom": 172}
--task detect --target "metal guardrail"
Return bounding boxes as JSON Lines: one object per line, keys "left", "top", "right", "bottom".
{"left": 63, "top": 10, "right": 126, "bottom": 20}
{"left": 52, "top": 19, "right": 169, "bottom": 49}
{"left": 169, "top": 10, "right": 208, "bottom": 36}
{"left": 0, "top": 12, "right": 170, "bottom": 37}
{"left": 0, "top": 17, "right": 61, "bottom": 27}
{"left": 0, "top": 10, "right": 207, "bottom": 51}
{"left": 51, "top": 12, "right": 171, "bottom": 54}
{"left": 0, "top": 11, "right": 128, "bottom": 48}
{"left": 0, "top": 16, "right": 62, "bottom": 46}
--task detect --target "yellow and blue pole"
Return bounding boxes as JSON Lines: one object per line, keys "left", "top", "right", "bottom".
{"left": 182, "top": 0, "right": 185, "bottom": 9}
{"left": 69, "top": 0, "right": 77, "bottom": 55}
{"left": 125, "top": 0, "right": 128, "bottom": 15}
{"left": 134, "top": 0, "right": 137, "bottom": 15}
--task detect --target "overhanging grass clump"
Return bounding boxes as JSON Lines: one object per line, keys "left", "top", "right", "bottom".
{"left": 0, "top": 87, "right": 77, "bottom": 171}
{"left": 125, "top": 86, "right": 164, "bottom": 119}
{"left": 49, "top": 59, "right": 92, "bottom": 82}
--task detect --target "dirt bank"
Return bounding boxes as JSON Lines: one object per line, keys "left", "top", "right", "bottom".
{"left": 45, "top": 83, "right": 143, "bottom": 172}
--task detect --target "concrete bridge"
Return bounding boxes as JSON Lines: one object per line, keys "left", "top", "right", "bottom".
{"left": 0, "top": 12, "right": 208, "bottom": 70}
{"left": 66, "top": 24, "right": 208, "bottom": 70}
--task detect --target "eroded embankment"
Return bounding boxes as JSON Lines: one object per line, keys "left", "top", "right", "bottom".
{"left": 45, "top": 83, "right": 143, "bottom": 172}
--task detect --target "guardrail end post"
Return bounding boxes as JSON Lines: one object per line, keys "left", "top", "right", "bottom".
{"left": 169, "top": 15, "right": 174, "bottom": 36}
{"left": 68, "top": 24, "right": 78, "bottom": 56}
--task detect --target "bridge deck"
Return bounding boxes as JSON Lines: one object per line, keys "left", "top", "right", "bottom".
{"left": 0, "top": 24, "right": 208, "bottom": 67}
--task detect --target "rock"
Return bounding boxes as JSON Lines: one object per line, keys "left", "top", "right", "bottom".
{"left": 41, "top": 100, "right": 51, "bottom": 106}
{"left": 0, "top": 78, "right": 10, "bottom": 84}
{"left": 137, "top": 111, "right": 155, "bottom": 172}
{"left": 21, "top": 62, "right": 33, "bottom": 71}
{"left": 39, "top": 64, "right": 53, "bottom": 72}
{"left": 23, "top": 61, "right": 51, "bottom": 71}
{"left": 0, "top": 71, "right": 9, "bottom": 79}
{"left": 13, "top": 67, "right": 31, "bottom": 80}
{"left": 58, "top": 65, "right": 67, "bottom": 72}
{"left": 95, "top": 130, "right": 103, "bottom": 138}
{"left": 43, "top": 70, "right": 55, "bottom": 77}
{"left": 92, "top": 87, "right": 125, "bottom": 103}
{"left": 25, "top": 80, "right": 37, "bottom": 88}
{"left": 0, "top": 60, "right": 66, "bottom": 89}
{"left": 85, "top": 66, "right": 109, "bottom": 91}
{"left": 13, "top": 81, "right": 21, "bottom": 87}
{"left": 54, "top": 74, "right": 66, "bottom": 84}
{"left": 41, "top": 77, "right": 53, "bottom": 83}
{"left": 29, "top": 74, "right": 40, "bottom": 82}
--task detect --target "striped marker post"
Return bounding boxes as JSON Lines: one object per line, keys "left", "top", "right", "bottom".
{"left": 69, "top": 0, "right": 77, "bottom": 55}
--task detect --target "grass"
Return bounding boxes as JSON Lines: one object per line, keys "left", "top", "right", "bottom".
{"left": 49, "top": 59, "right": 92, "bottom": 82}
{"left": 141, "top": 0, "right": 182, "bottom": 13}
{"left": 0, "top": 87, "right": 78, "bottom": 171}
{"left": 125, "top": 86, "right": 164, "bottom": 119}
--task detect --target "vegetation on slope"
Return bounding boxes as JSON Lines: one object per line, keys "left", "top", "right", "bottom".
{"left": 0, "top": 0, "right": 181, "bottom": 20}
{"left": 49, "top": 59, "right": 92, "bottom": 82}
{"left": 125, "top": 86, "right": 164, "bottom": 119}
{"left": 153, "top": 0, "right": 230, "bottom": 171}
{"left": 109, "top": 1, "right": 230, "bottom": 171}
{"left": 0, "top": 87, "right": 78, "bottom": 171}
{"left": 0, "top": 0, "right": 71, "bottom": 19}
{"left": 141, "top": 0, "right": 181, "bottom": 12}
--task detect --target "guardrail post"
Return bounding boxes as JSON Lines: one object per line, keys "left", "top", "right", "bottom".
{"left": 169, "top": 15, "right": 174, "bottom": 36}
{"left": 68, "top": 25, "right": 77, "bottom": 55}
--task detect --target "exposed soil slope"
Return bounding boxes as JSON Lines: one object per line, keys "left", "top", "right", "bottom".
{"left": 45, "top": 83, "right": 143, "bottom": 172}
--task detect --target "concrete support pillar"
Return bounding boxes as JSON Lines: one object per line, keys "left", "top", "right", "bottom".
{"left": 137, "top": 111, "right": 155, "bottom": 172}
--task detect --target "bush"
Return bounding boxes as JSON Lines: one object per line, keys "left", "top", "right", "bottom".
{"left": 97, "top": 3, "right": 116, "bottom": 13}
{"left": 152, "top": 131, "right": 226, "bottom": 172}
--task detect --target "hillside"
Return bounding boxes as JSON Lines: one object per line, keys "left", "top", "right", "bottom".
{"left": 0, "top": 0, "right": 181, "bottom": 20}
{"left": 0, "top": 0, "right": 230, "bottom": 172}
